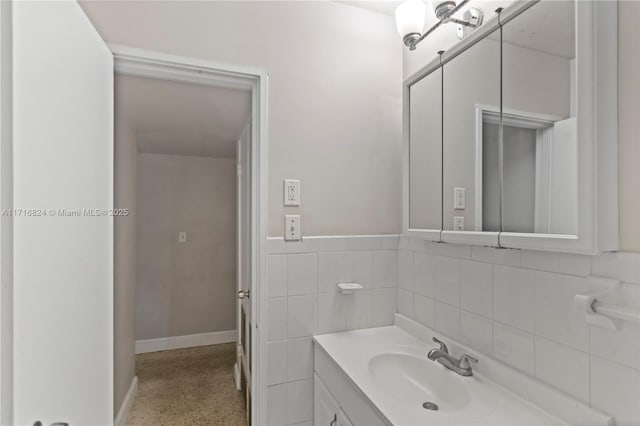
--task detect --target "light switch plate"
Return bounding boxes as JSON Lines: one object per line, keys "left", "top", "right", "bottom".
{"left": 285, "top": 215, "right": 301, "bottom": 241}
{"left": 454, "top": 187, "right": 465, "bottom": 210}
{"left": 453, "top": 216, "right": 464, "bottom": 231}
{"left": 178, "top": 231, "right": 187, "bottom": 242}
{"left": 284, "top": 179, "right": 301, "bottom": 206}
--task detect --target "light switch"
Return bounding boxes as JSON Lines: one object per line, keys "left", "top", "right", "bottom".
{"left": 178, "top": 231, "right": 187, "bottom": 242}
{"left": 284, "top": 215, "right": 301, "bottom": 241}
{"left": 284, "top": 179, "right": 301, "bottom": 206}
{"left": 453, "top": 216, "right": 464, "bottom": 231}
{"left": 454, "top": 187, "right": 466, "bottom": 210}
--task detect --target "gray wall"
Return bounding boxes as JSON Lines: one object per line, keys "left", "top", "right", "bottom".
{"left": 136, "top": 153, "right": 236, "bottom": 340}
{"left": 113, "top": 112, "right": 136, "bottom": 416}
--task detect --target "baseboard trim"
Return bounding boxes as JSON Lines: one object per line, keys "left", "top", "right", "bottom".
{"left": 115, "top": 376, "right": 138, "bottom": 426}
{"left": 135, "top": 330, "right": 237, "bottom": 354}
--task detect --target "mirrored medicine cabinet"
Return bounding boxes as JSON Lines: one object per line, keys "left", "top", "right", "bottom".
{"left": 403, "top": 0, "right": 619, "bottom": 254}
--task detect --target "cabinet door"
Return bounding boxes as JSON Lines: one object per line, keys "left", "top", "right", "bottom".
{"left": 314, "top": 374, "right": 339, "bottom": 426}
{"left": 338, "top": 408, "right": 354, "bottom": 426}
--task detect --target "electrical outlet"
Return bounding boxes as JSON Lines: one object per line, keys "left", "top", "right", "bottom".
{"left": 284, "top": 179, "right": 300, "bottom": 206}
{"left": 454, "top": 187, "right": 465, "bottom": 210}
{"left": 453, "top": 216, "right": 464, "bottom": 231}
{"left": 285, "top": 215, "right": 301, "bottom": 241}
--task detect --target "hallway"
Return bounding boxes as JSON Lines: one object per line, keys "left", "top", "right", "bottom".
{"left": 126, "top": 344, "right": 246, "bottom": 426}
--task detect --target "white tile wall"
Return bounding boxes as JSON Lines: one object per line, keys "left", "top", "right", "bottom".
{"left": 318, "top": 252, "right": 346, "bottom": 294}
{"left": 287, "top": 338, "right": 313, "bottom": 381}
{"left": 534, "top": 271, "right": 589, "bottom": 351}
{"left": 373, "top": 250, "right": 398, "bottom": 288}
{"left": 286, "top": 379, "right": 314, "bottom": 424}
{"left": 373, "top": 288, "right": 397, "bottom": 326}
{"left": 493, "top": 265, "right": 534, "bottom": 332}
{"left": 493, "top": 321, "right": 535, "bottom": 374}
{"left": 461, "top": 260, "right": 493, "bottom": 318}
{"left": 317, "top": 292, "right": 346, "bottom": 334}
{"left": 534, "top": 336, "right": 590, "bottom": 402}
{"left": 287, "top": 295, "right": 317, "bottom": 339}
{"left": 460, "top": 311, "right": 493, "bottom": 355}
{"left": 267, "top": 341, "right": 288, "bottom": 385}
{"left": 413, "top": 294, "right": 434, "bottom": 328}
{"left": 267, "top": 235, "right": 400, "bottom": 425}
{"left": 413, "top": 252, "right": 434, "bottom": 297}
{"left": 345, "top": 289, "right": 373, "bottom": 330}
{"left": 288, "top": 253, "right": 318, "bottom": 296}
{"left": 268, "top": 298, "right": 288, "bottom": 342}
{"left": 590, "top": 356, "right": 640, "bottom": 426}
{"left": 397, "top": 236, "right": 640, "bottom": 426}
{"left": 267, "top": 236, "right": 640, "bottom": 426}
{"left": 269, "top": 254, "right": 288, "bottom": 298}
{"left": 433, "top": 257, "right": 461, "bottom": 307}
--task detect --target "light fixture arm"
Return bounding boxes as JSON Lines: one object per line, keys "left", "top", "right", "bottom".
{"left": 405, "top": 0, "right": 483, "bottom": 51}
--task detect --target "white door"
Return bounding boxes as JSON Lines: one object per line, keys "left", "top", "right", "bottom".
{"left": 10, "top": 1, "right": 114, "bottom": 424}
{"left": 236, "top": 119, "right": 252, "bottom": 423}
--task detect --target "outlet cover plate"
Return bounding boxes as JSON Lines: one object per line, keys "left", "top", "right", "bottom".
{"left": 284, "top": 179, "right": 301, "bottom": 206}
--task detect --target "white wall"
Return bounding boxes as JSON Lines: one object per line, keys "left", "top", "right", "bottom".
{"left": 136, "top": 154, "right": 237, "bottom": 340}
{"left": 80, "top": 0, "right": 403, "bottom": 238}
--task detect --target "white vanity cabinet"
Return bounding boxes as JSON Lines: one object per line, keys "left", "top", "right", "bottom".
{"left": 313, "top": 343, "right": 388, "bottom": 426}
{"left": 314, "top": 374, "right": 353, "bottom": 426}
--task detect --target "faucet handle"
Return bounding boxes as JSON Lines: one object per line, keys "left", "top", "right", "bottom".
{"left": 459, "top": 354, "right": 478, "bottom": 369}
{"left": 432, "top": 337, "right": 449, "bottom": 354}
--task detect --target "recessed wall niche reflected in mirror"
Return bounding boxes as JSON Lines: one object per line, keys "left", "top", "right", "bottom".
{"left": 409, "top": 67, "right": 442, "bottom": 231}
{"left": 501, "top": 0, "right": 576, "bottom": 235}
{"left": 443, "top": 29, "right": 500, "bottom": 232}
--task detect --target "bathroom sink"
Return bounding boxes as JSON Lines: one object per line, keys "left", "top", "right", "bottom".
{"left": 365, "top": 347, "right": 497, "bottom": 419}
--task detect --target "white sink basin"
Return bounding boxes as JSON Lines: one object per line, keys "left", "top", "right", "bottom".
{"left": 365, "top": 347, "right": 497, "bottom": 419}
{"left": 314, "top": 321, "right": 610, "bottom": 425}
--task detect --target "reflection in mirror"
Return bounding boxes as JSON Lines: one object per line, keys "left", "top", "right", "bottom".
{"left": 409, "top": 67, "right": 442, "bottom": 231}
{"left": 501, "top": 0, "right": 576, "bottom": 234}
{"left": 442, "top": 29, "right": 500, "bottom": 232}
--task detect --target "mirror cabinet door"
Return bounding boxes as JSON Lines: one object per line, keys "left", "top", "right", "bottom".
{"left": 442, "top": 29, "right": 501, "bottom": 233}
{"left": 409, "top": 67, "right": 442, "bottom": 231}
{"left": 501, "top": 0, "right": 576, "bottom": 235}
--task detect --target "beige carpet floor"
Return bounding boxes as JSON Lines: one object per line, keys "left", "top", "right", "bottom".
{"left": 126, "top": 343, "right": 247, "bottom": 426}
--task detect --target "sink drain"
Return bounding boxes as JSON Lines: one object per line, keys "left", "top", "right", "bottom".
{"left": 422, "top": 402, "right": 439, "bottom": 411}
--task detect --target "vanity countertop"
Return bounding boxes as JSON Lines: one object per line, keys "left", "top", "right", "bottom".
{"left": 314, "top": 316, "right": 612, "bottom": 426}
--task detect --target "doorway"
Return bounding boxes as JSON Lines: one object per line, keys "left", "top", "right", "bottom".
{"left": 112, "top": 47, "right": 268, "bottom": 425}
{"left": 115, "top": 71, "right": 249, "bottom": 424}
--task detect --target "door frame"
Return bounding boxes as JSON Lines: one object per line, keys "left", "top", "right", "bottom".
{"left": 111, "top": 45, "right": 269, "bottom": 425}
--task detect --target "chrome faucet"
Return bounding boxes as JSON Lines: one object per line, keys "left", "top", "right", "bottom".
{"left": 427, "top": 337, "right": 478, "bottom": 376}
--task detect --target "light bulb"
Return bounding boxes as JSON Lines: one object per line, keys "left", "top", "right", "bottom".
{"left": 395, "top": 0, "right": 426, "bottom": 38}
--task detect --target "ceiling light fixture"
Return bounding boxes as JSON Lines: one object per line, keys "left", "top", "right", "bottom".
{"left": 395, "top": 0, "right": 484, "bottom": 51}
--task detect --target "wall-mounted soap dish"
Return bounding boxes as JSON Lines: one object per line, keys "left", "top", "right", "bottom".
{"left": 337, "top": 282, "right": 363, "bottom": 295}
